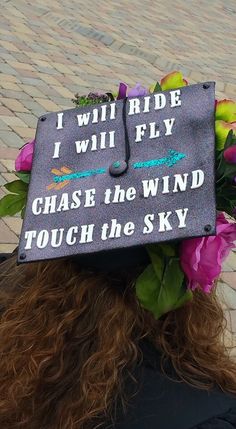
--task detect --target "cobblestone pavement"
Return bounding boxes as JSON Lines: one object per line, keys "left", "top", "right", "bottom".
{"left": 0, "top": 0, "right": 236, "bottom": 338}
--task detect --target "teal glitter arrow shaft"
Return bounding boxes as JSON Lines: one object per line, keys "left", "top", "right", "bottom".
{"left": 53, "top": 150, "right": 186, "bottom": 183}
{"left": 133, "top": 150, "right": 186, "bottom": 169}
{"left": 54, "top": 168, "right": 106, "bottom": 183}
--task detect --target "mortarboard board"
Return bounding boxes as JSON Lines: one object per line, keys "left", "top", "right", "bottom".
{"left": 17, "top": 82, "right": 216, "bottom": 266}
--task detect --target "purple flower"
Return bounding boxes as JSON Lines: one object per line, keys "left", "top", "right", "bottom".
{"left": 117, "top": 83, "right": 128, "bottom": 100}
{"left": 15, "top": 139, "right": 35, "bottom": 172}
{"left": 117, "top": 82, "right": 148, "bottom": 99}
{"left": 180, "top": 213, "right": 236, "bottom": 293}
{"left": 127, "top": 83, "right": 149, "bottom": 98}
{"left": 224, "top": 144, "right": 236, "bottom": 164}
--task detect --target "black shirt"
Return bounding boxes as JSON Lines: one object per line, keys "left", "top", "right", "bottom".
{"left": 116, "top": 342, "right": 236, "bottom": 429}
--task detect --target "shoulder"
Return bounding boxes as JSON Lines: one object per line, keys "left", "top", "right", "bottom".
{"left": 116, "top": 343, "right": 236, "bottom": 429}
{"left": 191, "top": 407, "right": 236, "bottom": 428}
{"left": 136, "top": 364, "right": 236, "bottom": 429}
{"left": 117, "top": 365, "right": 236, "bottom": 429}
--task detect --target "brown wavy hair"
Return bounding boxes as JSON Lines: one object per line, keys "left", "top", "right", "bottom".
{"left": 0, "top": 255, "right": 235, "bottom": 429}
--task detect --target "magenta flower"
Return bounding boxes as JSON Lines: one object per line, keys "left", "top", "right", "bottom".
{"left": 117, "top": 82, "right": 148, "bottom": 99}
{"left": 224, "top": 144, "right": 236, "bottom": 164}
{"left": 180, "top": 213, "right": 236, "bottom": 293}
{"left": 15, "top": 139, "right": 35, "bottom": 172}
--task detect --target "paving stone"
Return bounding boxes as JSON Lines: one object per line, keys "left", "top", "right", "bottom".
{"left": 226, "top": 310, "right": 236, "bottom": 334}
{"left": 0, "top": 82, "right": 21, "bottom": 91}
{"left": 221, "top": 272, "right": 236, "bottom": 290}
{"left": 0, "top": 186, "right": 6, "bottom": 199}
{"left": 222, "top": 261, "right": 235, "bottom": 272}
{"left": 0, "top": 146, "right": 19, "bottom": 159}
{"left": 48, "top": 97, "right": 72, "bottom": 109}
{"left": 0, "top": 52, "right": 16, "bottom": 61}
{"left": 0, "top": 243, "right": 17, "bottom": 253}
{"left": 1, "top": 116, "right": 28, "bottom": 128}
{"left": 1, "top": 172, "right": 18, "bottom": 182}
{"left": 0, "top": 162, "right": 7, "bottom": 173}
{"left": 0, "top": 63, "right": 18, "bottom": 75}
{"left": 34, "top": 98, "right": 60, "bottom": 111}
{"left": 0, "top": 106, "right": 14, "bottom": 116}
{"left": 51, "top": 85, "right": 74, "bottom": 98}
{"left": 4, "top": 217, "right": 23, "bottom": 235}
{"left": 218, "top": 282, "right": 236, "bottom": 310}
{"left": 223, "top": 252, "right": 236, "bottom": 272}
{"left": 0, "top": 219, "right": 18, "bottom": 243}
{"left": 0, "top": 119, "right": 11, "bottom": 131}
{"left": 1, "top": 98, "right": 27, "bottom": 113}
{"left": 0, "top": 89, "right": 32, "bottom": 101}
{"left": 11, "top": 126, "right": 34, "bottom": 139}
{"left": 36, "top": 66, "right": 60, "bottom": 75}
{"left": 16, "top": 112, "right": 38, "bottom": 128}
{"left": 0, "top": 174, "right": 6, "bottom": 186}
{"left": 224, "top": 328, "right": 236, "bottom": 352}
{"left": 39, "top": 74, "right": 62, "bottom": 85}
{"left": 18, "top": 84, "right": 47, "bottom": 98}
{"left": 8, "top": 61, "right": 36, "bottom": 72}
{"left": 19, "top": 77, "right": 45, "bottom": 86}
{"left": 0, "top": 131, "right": 24, "bottom": 148}
{"left": 0, "top": 159, "right": 15, "bottom": 171}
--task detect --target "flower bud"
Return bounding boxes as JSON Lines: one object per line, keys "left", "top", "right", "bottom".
{"left": 160, "top": 71, "right": 188, "bottom": 91}
{"left": 224, "top": 145, "right": 236, "bottom": 164}
{"left": 15, "top": 139, "right": 35, "bottom": 172}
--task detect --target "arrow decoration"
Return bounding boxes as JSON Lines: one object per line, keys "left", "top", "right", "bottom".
{"left": 133, "top": 149, "right": 186, "bottom": 169}
{"left": 47, "top": 149, "right": 186, "bottom": 191}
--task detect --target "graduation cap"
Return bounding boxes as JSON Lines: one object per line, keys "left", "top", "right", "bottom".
{"left": 18, "top": 82, "right": 216, "bottom": 267}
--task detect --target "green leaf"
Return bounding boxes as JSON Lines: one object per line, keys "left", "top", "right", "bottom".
{"left": 153, "top": 82, "right": 162, "bottom": 92}
{"left": 224, "top": 130, "right": 234, "bottom": 150}
{"left": 15, "top": 171, "right": 31, "bottom": 184}
{"left": 21, "top": 205, "right": 26, "bottom": 219}
{"left": 162, "top": 258, "right": 192, "bottom": 313}
{"left": 4, "top": 180, "right": 28, "bottom": 194}
{"left": 146, "top": 246, "right": 165, "bottom": 282}
{"left": 155, "top": 243, "right": 177, "bottom": 257}
{"left": 0, "top": 193, "right": 26, "bottom": 217}
{"left": 136, "top": 249, "right": 193, "bottom": 319}
{"left": 136, "top": 264, "right": 162, "bottom": 318}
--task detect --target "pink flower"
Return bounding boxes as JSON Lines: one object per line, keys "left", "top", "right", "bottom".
{"left": 15, "top": 139, "right": 35, "bottom": 172}
{"left": 180, "top": 213, "right": 236, "bottom": 293}
{"left": 224, "top": 144, "right": 236, "bottom": 164}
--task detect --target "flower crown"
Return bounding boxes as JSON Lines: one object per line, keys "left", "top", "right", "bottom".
{"left": 0, "top": 71, "right": 235, "bottom": 319}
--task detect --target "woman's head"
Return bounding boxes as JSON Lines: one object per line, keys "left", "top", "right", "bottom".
{"left": 0, "top": 256, "right": 235, "bottom": 429}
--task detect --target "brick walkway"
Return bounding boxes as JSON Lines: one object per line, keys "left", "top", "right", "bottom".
{"left": 0, "top": 0, "right": 235, "bottom": 337}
